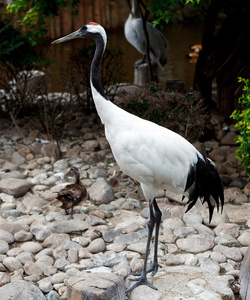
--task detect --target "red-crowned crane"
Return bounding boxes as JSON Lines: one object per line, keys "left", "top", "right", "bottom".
{"left": 52, "top": 22, "right": 224, "bottom": 294}
{"left": 124, "top": 0, "right": 168, "bottom": 69}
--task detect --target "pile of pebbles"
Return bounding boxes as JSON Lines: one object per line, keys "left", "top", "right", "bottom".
{"left": 0, "top": 110, "right": 249, "bottom": 299}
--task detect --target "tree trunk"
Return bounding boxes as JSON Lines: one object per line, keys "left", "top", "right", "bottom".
{"left": 193, "top": 0, "right": 250, "bottom": 121}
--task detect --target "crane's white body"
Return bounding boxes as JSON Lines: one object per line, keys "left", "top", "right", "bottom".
{"left": 124, "top": 0, "right": 168, "bottom": 69}
{"left": 91, "top": 82, "right": 199, "bottom": 201}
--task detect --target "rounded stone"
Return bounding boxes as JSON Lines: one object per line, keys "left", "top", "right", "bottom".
{"left": 36, "top": 255, "right": 54, "bottom": 271}
{"left": 176, "top": 234, "right": 214, "bottom": 253}
{"left": 238, "top": 231, "right": 250, "bottom": 246}
{"left": 0, "top": 240, "right": 9, "bottom": 254}
{"left": 16, "top": 252, "right": 34, "bottom": 265}
{"left": 87, "top": 238, "right": 106, "bottom": 254}
{"left": 0, "top": 280, "right": 46, "bottom": 299}
{"left": 3, "top": 257, "right": 22, "bottom": 271}
{"left": 0, "top": 229, "right": 15, "bottom": 244}
{"left": 14, "top": 230, "right": 33, "bottom": 242}
{"left": 21, "top": 242, "right": 43, "bottom": 254}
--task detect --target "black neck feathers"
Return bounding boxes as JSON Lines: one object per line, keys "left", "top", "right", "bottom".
{"left": 90, "top": 35, "right": 108, "bottom": 100}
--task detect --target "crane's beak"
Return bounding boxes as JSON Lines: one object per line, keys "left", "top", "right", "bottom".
{"left": 51, "top": 29, "right": 81, "bottom": 45}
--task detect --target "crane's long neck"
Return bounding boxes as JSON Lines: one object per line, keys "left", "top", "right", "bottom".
{"left": 90, "top": 36, "right": 107, "bottom": 100}
{"left": 132, "top": 0, "right": 141, "bottom": 18}
{"left": 89, "top": 29, "right": 122, "bottom": 128}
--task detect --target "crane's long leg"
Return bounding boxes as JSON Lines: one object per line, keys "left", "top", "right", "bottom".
{"left": 147, "top": 199, "right": 162, "bottom": 276}
{"left": 132, "top": 199, "right": 162, "bottom": 276}
{"left": 126, "top": 199, "right": 158, "bottom": 294}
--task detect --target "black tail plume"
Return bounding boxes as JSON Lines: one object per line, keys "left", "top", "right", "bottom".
{"left": 184, "top": 154, "right": 224, "bottom": 222}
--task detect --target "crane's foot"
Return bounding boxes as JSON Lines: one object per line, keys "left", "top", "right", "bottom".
{"left": 126, "top": 275, "right": 157, "bottom": 294}
{"left": 147, "top": 261, "right": 162, "bottom": 276}
{"left": 132, "top": 261, "right": 162, "bottom": 277}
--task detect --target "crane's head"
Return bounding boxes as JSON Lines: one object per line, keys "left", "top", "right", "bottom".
{"left": 51, "top": 22, "right": 107, "bottom": 48}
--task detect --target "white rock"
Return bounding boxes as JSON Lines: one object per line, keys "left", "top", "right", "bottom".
{"left": 0, "top": 240, "right": 9, "bottom": 254}
{"left": 88, "top": 238, "right": 106, "bottom": 254}
{"left": 3, "top": 257, "right": 22, "bottom": 271}
{"left": 162, "top": 218, "right": 184, "bottom": 230}
{"left": 21, "top": 241, "right": 43, "bottom": 254}
{"left": 177, "top": 234, "right": 214, "bottom": 253}
{"left": 238, "top": 230, "right": 250, "bottom": 246}
{"left": 38, "top": 277, "right": 53, "bottom": 293}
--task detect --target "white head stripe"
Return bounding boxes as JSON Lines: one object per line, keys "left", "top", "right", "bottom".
{"left": 87, "top": 24, "right": 107, "bottom": 48}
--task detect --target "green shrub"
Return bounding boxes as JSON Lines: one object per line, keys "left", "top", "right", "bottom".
{"left": 231, "top": 77, "right": 250, "bottom": 178}
{"left": 115, "top": 83, "right": 206, "bottom": 142}
{"left": 0, "top": 16, "right": 41, "bottom": 67}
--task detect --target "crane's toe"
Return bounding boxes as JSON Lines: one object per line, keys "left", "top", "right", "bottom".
{"left": 148, "top": 261, "right": 162, "bottom": 276}
{"left": 126, "top": 275, "right": 157, "bottom": 294}
{"left": 131, "top": 261, "right": 162, "bottom": 277}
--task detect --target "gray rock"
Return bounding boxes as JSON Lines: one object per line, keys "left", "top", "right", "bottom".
{"left": 14, "top": 230, "right": 33, "bottom": 242}
{"left": 0, "top": 239, "right": 9, "bottom": 254}
{"left": 1, "top": 170, "right": 26, "bottom": 180}
{"left": 102, "top": 230, "right": 122, "bottom": 243}
{"left": 0, "top": 271, "right": 11, "bottom": 286}
{"left": 46, "top": 290, "right": 61, "bottom": 300}
{"left": 68, "top": 249, "right": 78, "bottom": 263}
{"left": 53, "top": 159, "right": 69, "bottom": 171}
{"left": 66, "top": 272, "right": 126, "bottom": 300}
{"left": 165, "top": 254, "right": 186, "bottom": 266}
{"left": 42, "top": 233, "right": 70, "bottom": 248}
{"left": 54, "top": 258, "right": 70, "bottom": 271}
{"left": 36, "top": 255, "right": 54, "bottom": 272}
{"left": 187, "top": 279, "right": 221, "bottom": 299}
{"left": 88, "top": 238, "right": 106, "bottom": 254}
{"left": 21, "top": 241, "right": 43, "bottom": 254}
{"left": 1, "top": 160, "right": 18, "bottom": 172}
{"left": 24, "top": 260, "right": 43, "bottom": 276}
{"left": 0, "top": 178, "right": 31, "bottom": 197}
{"left": 51, "top": 219, "right": 89, "bottom": 233}
{"left": 0, "top": 229, "right": 15, "bottom": 243}
{"left": 127, "top": 242, "right": 146, "bottom": 255}
{"left": 173, "top": 226, "right": 196, "bottom": 238}
{"left": 214, "top": 223, "right": 240, "bottom": 238}
{"left": 214, "top": 244, "right": 242, "bottom": 261}
{"left": 92, "top": 252, "right": 127, "bottom": 267}
{"left": 3, "top": 257, "right": 22, "bottom": 271}
{"left": 44, "top": 266, "right": 58, "bottom": 277}
{"left": 82, "top": 140, "right": 99, "bottom": 151}
{"left": 50, "top": 272, "right": 69, "bottom": 284}
{"left": 210, "top": 251, "right": 226, "bottom": 263}
{"left": 89, "top": 177, "right": 114, "bottom": 204}
{"left": 183, "top": 212, "right": 203, "bottom": 225}
{"left": 114, "top": 232, "right": 141, "bottom": 244}
{"left": 214, "top": 233, "right": 239, "bottom": 247}
{"left": 162, "top": 218, "right": 184, "bottom": 230}
{"left": 238, "top": 231, "right": 250, "bottom": 246}
{"left": 200, "top": 258, "right": 220, "bottom": 275}
{"left": 177, "top": 234, "right": 214, "bottom": 253}
{"left": 6, "top": 247, "right": 23, "bottom": 257}
{"left": 87, "top": 167, "right": 107, "bottom": 179}
{"left": 192, "top": 223, "right": 214, "bottom": 236}
{"left": 0, "top": 280, "right": 46, "bottom": 299}
{"left": 129, "top": 256, "right": 143, "bottom": 273}
{"left": 11, "top": 151, "right": 26, "bottom": 166}
{"left": 38, "top": 277, "right": 53, "bottom": 293}
{"left": 30, "top": 224, "right": 54, "bottom": 241}
{"left": 16, "top": 251, "right": 34, "bottom": 265}
{"left": 0, "top": 222, "right": 29, "bottom": 235}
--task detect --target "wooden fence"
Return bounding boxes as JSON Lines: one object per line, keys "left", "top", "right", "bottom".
{"left": 1, "top": 0, "right": 130, "bottom": 40}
